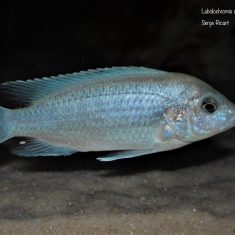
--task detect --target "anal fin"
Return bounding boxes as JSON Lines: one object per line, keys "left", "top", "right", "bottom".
{"left": 11, "top": 138, "right": 77, "bottom": 157}
{"left": 97, "top": 149, "right": 156, "bottom": 162}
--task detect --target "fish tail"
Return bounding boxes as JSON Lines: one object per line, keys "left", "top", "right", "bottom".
{"left": 0, "top": 106, "right": 12, "bottom": 143}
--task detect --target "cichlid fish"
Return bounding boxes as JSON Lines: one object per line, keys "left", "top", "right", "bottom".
{"left": 0, "top": 67, "right": 234, "bottom": 161}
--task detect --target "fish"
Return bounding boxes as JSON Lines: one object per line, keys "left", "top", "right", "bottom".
{"left": 0, "top": 66, "right": 234, "bottom": 161}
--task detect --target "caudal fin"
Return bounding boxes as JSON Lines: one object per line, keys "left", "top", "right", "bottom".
{"left": 0, "top": 106, "right": 11, "bottom": 143}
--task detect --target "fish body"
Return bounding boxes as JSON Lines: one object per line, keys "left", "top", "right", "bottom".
{"left": 0, "top": 67, "right": 235, "bottom": 161}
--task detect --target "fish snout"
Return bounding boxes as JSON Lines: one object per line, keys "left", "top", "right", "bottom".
{"left": 225, "top": 103, "right": 235, "bottom": 129}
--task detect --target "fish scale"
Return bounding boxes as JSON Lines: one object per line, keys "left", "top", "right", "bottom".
{"left": 25, "top": 93, "right": 160, "bottom": 150}
{"left": 0, "top": 66, "right": 234, "bottom": 160}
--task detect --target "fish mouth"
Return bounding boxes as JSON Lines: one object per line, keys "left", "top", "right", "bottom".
{"left": 229, "top": 115, "right": 235, "bottom": 128}
{"left": 226, "top": 104, "right": 235, "bottom": 130}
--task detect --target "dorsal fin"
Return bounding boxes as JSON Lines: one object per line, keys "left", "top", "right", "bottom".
{"left": 0, "top": 67, "right": 163, "bottom": 106}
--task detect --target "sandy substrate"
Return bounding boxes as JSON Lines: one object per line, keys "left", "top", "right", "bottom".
{"left": 0, "top": 131, "right": 235, "bottom": 234}
{"left": 1, "top": 211, "right": 235, "bottom": 235}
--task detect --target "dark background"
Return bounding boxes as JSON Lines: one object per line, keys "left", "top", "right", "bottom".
{"left": 0, "top": 0, "right": 235, "bottom": 172}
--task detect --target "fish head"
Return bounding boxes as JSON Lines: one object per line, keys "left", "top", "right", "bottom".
{"left": 187, "top": 90, "right": 235, "bottom": 141}
{"left": 166, "top": 76, "right": 235, "bottom": 143}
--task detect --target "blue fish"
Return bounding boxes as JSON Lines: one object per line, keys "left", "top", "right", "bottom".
{"left": 0, "top": 67, "right": 234, "bottom": 161}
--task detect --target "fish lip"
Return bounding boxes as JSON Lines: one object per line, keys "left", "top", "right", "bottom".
{"left": 225, "top": 104, "right": 235, "bottom": 130}
{"left": 229, "top": 115, "right": 235, "bottom": 128}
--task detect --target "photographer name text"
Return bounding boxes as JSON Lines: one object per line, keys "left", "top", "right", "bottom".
{"left": 201, "top": 8, "right": 233, "bottom": 27}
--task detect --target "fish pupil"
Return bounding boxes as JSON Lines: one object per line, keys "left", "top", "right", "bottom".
{"left": 201, "top": 98, "right": 217, "bottom": 113}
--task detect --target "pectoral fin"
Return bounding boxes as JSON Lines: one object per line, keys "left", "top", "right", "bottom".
{"left": 96, "top": 150, "right": 156, "bottom": 162}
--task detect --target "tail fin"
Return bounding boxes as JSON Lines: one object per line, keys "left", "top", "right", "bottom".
{"left": 0, "top": 106, "right": 11, "bottom": 143}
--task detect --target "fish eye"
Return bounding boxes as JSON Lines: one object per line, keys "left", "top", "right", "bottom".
{"left": 201, "top": 97, "right": 217, "bottom": 113}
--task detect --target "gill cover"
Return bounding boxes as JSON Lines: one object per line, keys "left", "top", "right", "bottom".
{"left": 166, "top": 106, "right": 192, "bottom": 142}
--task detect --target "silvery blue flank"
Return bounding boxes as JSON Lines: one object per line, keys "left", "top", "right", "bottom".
{"left": 0, "top": 67, "right": 234, "bottom": 161}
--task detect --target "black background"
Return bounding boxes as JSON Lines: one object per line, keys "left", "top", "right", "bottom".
{"left": 0, "top": 0, "right": 235, "bottom": 171}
